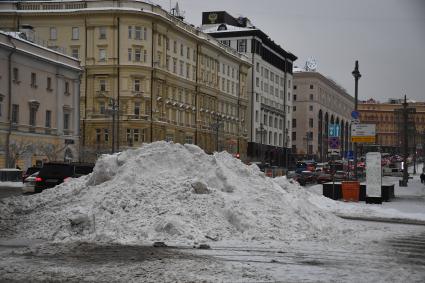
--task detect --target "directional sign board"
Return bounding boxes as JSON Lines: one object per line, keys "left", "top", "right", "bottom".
{"left": 351, "top": 110, "right": 360, "bottom": 119}
{"left": 329, "top": 124, "right": 340, "bottom": 137}
{"left": 351, "top": 124, "right": 376, "bottom": 143}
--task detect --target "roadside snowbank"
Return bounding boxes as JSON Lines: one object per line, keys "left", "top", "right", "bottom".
{"left": 1, "top": 142, "right": 347, "bottom": 245}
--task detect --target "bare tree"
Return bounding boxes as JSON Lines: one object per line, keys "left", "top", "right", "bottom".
{"left": 36, "top": 142, "right": 67, "bottom": 162}
{"left": 8, "top": 140, "right": 33, "bottom": 168}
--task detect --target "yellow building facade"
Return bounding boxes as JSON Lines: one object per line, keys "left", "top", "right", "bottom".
{"left": 359, "top": 99, "right": 425, "bottom": 153}
{"left": 0, "top": 0, "right": 251, "bottom": 162}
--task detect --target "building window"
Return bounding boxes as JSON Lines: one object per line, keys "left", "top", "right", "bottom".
{"left": 173, "top": 58, "right": 177, "bottom": 73}
{"left": 292, "top": 119, "right": 296, "bottom": 128}
{"left": 135, "top": 26, "right": 142, "bottom": 40}
{"left": 63, "top": 113, "right": 70, "bottom": 131}
{"left": 12, "top": 104, "right": 19, "bottom": 123}
{"left": 29, "top": 107, "right": 37, "bottom": 127}
{"left": 292, "top": 131, "right": 296, "bottom": 141}
{"left": 72, "top": 27, "right": 79, "bottom": 40}
{"left": 99, "top": 79, "right": 106, "bottom": 92}
{"left": 50, "top": 27, "right": 57, "bottom": 40}
{"left": 293, "top": 94, "right": 297, "bottom": 101}
{"left": 310, "top": 94, "right": 314, "bottom": 100}
{"left": 237, "top": 39, "right": 247, "bottom": 52}
{"left": 179, "top": 60, "right": 184, "bottom": 76}
{"left": 293, "top": 105, "right": 296, "bottom": 112}
{"left": 96, "top": 129, "right": 101, "bottom": 143}
{"left": 42, "top": 110, "right": 50, "bottom": 128}
{"left": 166, "top": 37, "right": 170, "bottom": 50}
{"left": 71, "top": 48, "right": 79, "bottom": 59}
{"left": 31, "top": 73, "right": 37, "bottom": 88}
{"left": 99, "top": 48, "right": 106, "bottom": 62}
{"left": 128, "top": 48, "right": 132, "bottom": 61}
{"left": 13, "top": 68, "right": 19, "bottom": 83}
{"left": 135, "top": 48, "right": 141, "bottom": 62}
{"left": 104, "top": 129, "right": 109, "bottom": 142}
{"left": 65, "top": 82, "right": 70, "bottom": 94}
{"left": 128, "top": 26, "right": 132, "bottom": 39}
{"left": 180, "top": 43, "right": 184, "bottom": 56}
{"left": 309, "top": 118, "right": 314, "bottom": 128}
{"left": 99, "top": 102, "right": 105, "bottom": 114}
{"left": 185, "top": 135, "right": 193, "bottom": 144}
{"left": 157, "top": 34, "right": 162, "bottom": 46}
{"left": 310, "top": 84, "right": 314, "bottom": 89}
{"left": 134, "top": 102, "right": 140, "bottom": 116}
{"left": 99, "top": 27, "right": 107, "bottom": 39}
{"left": 256, "top": 62, "right": 259, "bottom": 72}
{"left": 186, "top": 47, "right": 190, "bottom": 59}
{"left": 220, "top": 40, "right": 230, "bottom": 46}
{"left": 134, "top": 79, "right": 141, "bottom": 92}
{"left": 256, "top": 77, "right": 259, "bottom": 87}
{"left": 309, "top": 105, "right": 313, "bottom": 111}
{"left": 293, "top": 85, "right": 297, "bottom": 90}
{"left": 134, "top": 129, "right": 140, "bottom": 142}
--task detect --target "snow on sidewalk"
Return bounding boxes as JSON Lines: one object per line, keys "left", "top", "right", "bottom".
{"left": 306, "top": 164, "right": 425, "bottom": 223}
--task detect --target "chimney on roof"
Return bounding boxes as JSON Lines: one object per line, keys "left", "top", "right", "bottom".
{"left": 19, "top": 25, "right": 35, "bottom": 42}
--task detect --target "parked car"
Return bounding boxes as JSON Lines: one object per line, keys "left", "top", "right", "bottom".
{"left": 333, "top": 171, "right": 348, "bottom": 181}
{"left": 22, "top": 171, "right": 39, "bottom": 193}
{"left": 294, "top": 171, "right": 317, "bottom": 186}
{"left": 317, "top": 173, "right": 332, "bottom": 184}
{"left": 34, "top": 162, "right": 94, "bottom": 193}
{"left": 22, "top": 166, "right": 41, "bottom": 182}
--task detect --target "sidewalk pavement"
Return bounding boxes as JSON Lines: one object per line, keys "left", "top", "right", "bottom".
{"left": 308, "top": 163, "right": 425, "bottom": 225}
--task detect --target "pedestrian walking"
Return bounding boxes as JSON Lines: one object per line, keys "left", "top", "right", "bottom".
{"left": 420, "top": 172, "right": 425, "bottom": 184}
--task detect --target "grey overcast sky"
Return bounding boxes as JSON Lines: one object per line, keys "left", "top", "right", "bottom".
{"left": 155, "top": 0, "right": 425, "bottom": 102}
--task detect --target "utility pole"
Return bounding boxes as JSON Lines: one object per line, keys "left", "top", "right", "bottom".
{"left": 352, "top": 60, "right": 361, "bottom": 180}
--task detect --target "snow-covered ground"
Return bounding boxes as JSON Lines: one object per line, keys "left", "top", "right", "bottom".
{"left": 307, "top": 163, "right": 425, "bottom": 223}
{"left": 0, "top": 142, "right": 424, "bottom": 282}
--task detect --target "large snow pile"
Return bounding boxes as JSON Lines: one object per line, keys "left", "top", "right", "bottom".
{"left": 1, "top": 142, "right": 346, "bottom": 245}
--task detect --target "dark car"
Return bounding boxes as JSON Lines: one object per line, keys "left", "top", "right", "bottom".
{"left": 317, "top": 173, "right": 332, "bottom": 184}
{"left": 22, "top": 166, "right": 41, "bottom": 182}
{"left": 294, "top": 171, "right": 317, "bottom": 186}
{"left": 35, "top": 162, "right": 94, "bottom": 193}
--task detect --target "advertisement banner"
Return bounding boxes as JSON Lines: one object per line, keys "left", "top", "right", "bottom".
{"left": 366, "top": 152, "right": 382, "bottom": 197}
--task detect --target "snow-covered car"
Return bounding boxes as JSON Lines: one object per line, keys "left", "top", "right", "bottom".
{"left": 22, "top": 171, "right": 39, "bottom": 193}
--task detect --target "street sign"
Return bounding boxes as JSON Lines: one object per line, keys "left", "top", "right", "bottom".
{"left": 351, "top": 110, "right": 360, "bottom": 119}
{"left": 328, "top": 149, "right": 340, "bottom": 155}
{"left": 351, "top": 124, "right": 376, "bottom": 143}
{"left": 328, "top": 137, "right": 340, "bottom": 149}
{"left": 351, "top": 119, "right": 360, "bottom": 124}
{"left": 328, "top": 124, "right": 340, "bottom": 137}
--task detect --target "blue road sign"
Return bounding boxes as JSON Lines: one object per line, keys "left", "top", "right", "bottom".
{"left": 328, "top": 137, "right": 340, "bottom": 149}
{"left": 328, "top": 124, "right": 340, "bottom": 137}
{"left": 351, "top": 110, "right": 360, "bottom": 119}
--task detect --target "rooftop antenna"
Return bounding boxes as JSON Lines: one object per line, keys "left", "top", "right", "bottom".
{"left": 171, "top": 2, "right": 185, "bottom": 20}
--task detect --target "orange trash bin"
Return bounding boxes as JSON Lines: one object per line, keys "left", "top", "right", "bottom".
{"left": 341, "top": 181, "right": 360, "bottom": 202}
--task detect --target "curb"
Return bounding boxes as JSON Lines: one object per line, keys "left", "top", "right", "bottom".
{"left": 336, "top": 214, "right": 425, "bottom": 226}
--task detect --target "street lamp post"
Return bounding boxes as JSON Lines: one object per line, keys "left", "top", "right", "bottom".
{"left": 106, "top": 98, "right": 119, "bottom": 154}
{"left": 211, "top": 117, "right": 223, "bottom": 152}
{"left": 259, "top": 123, "right": 266, "bottom": 166}
{"left": 352, "top": 60, "right": 361, "bottom": 180}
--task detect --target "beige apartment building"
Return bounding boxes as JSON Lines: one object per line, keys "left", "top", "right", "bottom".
{"left": 292, "top": 70, "right": 354, "bottom": 161}
{"left": 0, "top": 31, "right": 81, "bottom": 168}
{"left": 0, "top": 0, "right": 251, "bottom": 162}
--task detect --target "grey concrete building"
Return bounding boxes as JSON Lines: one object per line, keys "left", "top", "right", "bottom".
{"left": 292, "top": 69, "right": 354, "bottom": 161}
